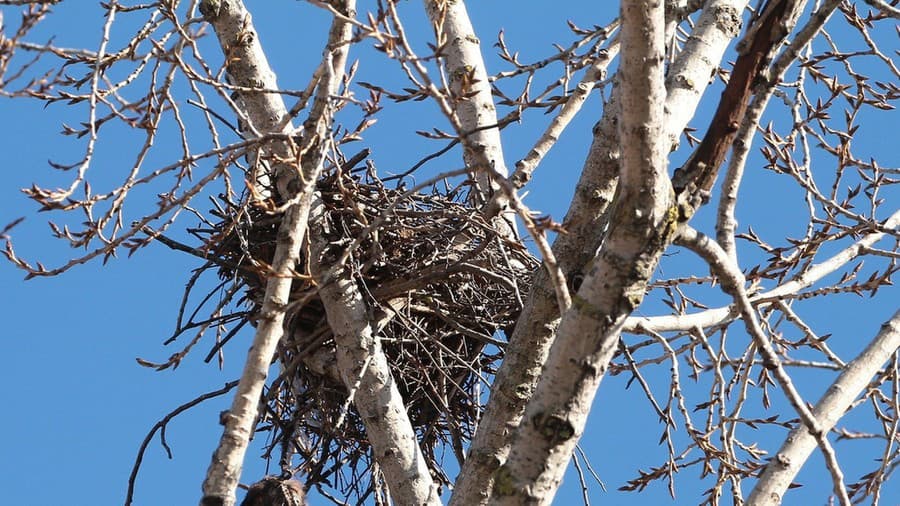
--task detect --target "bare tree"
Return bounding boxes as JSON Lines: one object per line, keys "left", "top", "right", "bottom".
{"left": 2, "top": 0, "right": 899, "bottom": 505}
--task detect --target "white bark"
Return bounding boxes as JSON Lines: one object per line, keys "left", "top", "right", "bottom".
{"left": 201, "top": 203, "right": 310, "bottom": 506}
{"left": 627, "top": 209, "right": 900, "bottom": 334}
{"left": 451, "top": 3, "right": 749, "bottom": 503}
{"left": 664, "top": 0, "right": 747, "bottom": 151}
{"left": 747, "top": 308, "right": 900, "bottom": 505}
{"left": 423, "top": 0, "right": 508, "bottom": 202}
{"left": 200, "top": 1, "right": 355, "bottom": 504}
{"left": 489, "top": 2, "right": 670, "bottom": 503}
{"left": 308, "top": 199, "right": 441, "bottom": 506}
{"left": 508, "top": 44, "right": 620, "bottom": 190}
{"left": 7, "top": 1, "right": 898, "bottom": 504}
{"left": 195, "top": 0, "right": 294, "bottom": 198}
{"left": 449, "top": 90, "right": 624, "bottom": 506}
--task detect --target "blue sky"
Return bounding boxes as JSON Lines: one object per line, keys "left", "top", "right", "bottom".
{"left": 2, "top": 1, "right": 898, "bottom": 505}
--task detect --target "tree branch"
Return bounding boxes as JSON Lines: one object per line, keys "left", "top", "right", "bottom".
{"left": 861, "top": 0, "right": 900, "bottom": 19}
{"left": 508, "top": 43, "right": 619, "bottom": 190}
{"left": 672, "top": 0, "right": 806, "bottom": 215}
{"left": 308, "top": 196, "right": 441, "bottom": 505}
{"left": 199, "top": 1, "right": 356, "bottom": 504}
{"left": 716, "top": 0, "right": 843, "bottom": 262}
{"left": 627, "top": 209, "right": 900, "bottom": 334}
{"left": 451, "top": 2, "right": 752, "bottom": 503}
{"left": 676, "top": 225, "right": 852, "bottom": 506}
{"left": 488, "top": 2, "right": 671, "bottom": 503}
{"left": 423, "top": 0, "right": 509, "bottom": 205}
{"left": 747, "top": 308, "right": 900, "bottom": 504}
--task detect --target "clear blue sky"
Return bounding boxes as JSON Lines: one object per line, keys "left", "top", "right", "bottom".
{"left": 2, "top": 2, "right": 897, "bottom": 505}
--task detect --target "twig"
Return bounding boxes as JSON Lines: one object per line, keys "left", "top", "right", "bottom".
{"left": 676, "top": 225, "right": 852, "bottom": 506}
{"left": 126, "top": 381, "right": 239, "bottom": 506}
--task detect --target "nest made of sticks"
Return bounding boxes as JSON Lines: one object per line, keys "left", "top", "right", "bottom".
{"left": 205, "top": 158, "right": 538, "bottom": 498}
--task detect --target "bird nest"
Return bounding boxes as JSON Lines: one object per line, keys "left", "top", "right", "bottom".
{"left": 205, "top": 160, "right": 537, "bottom": 498}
